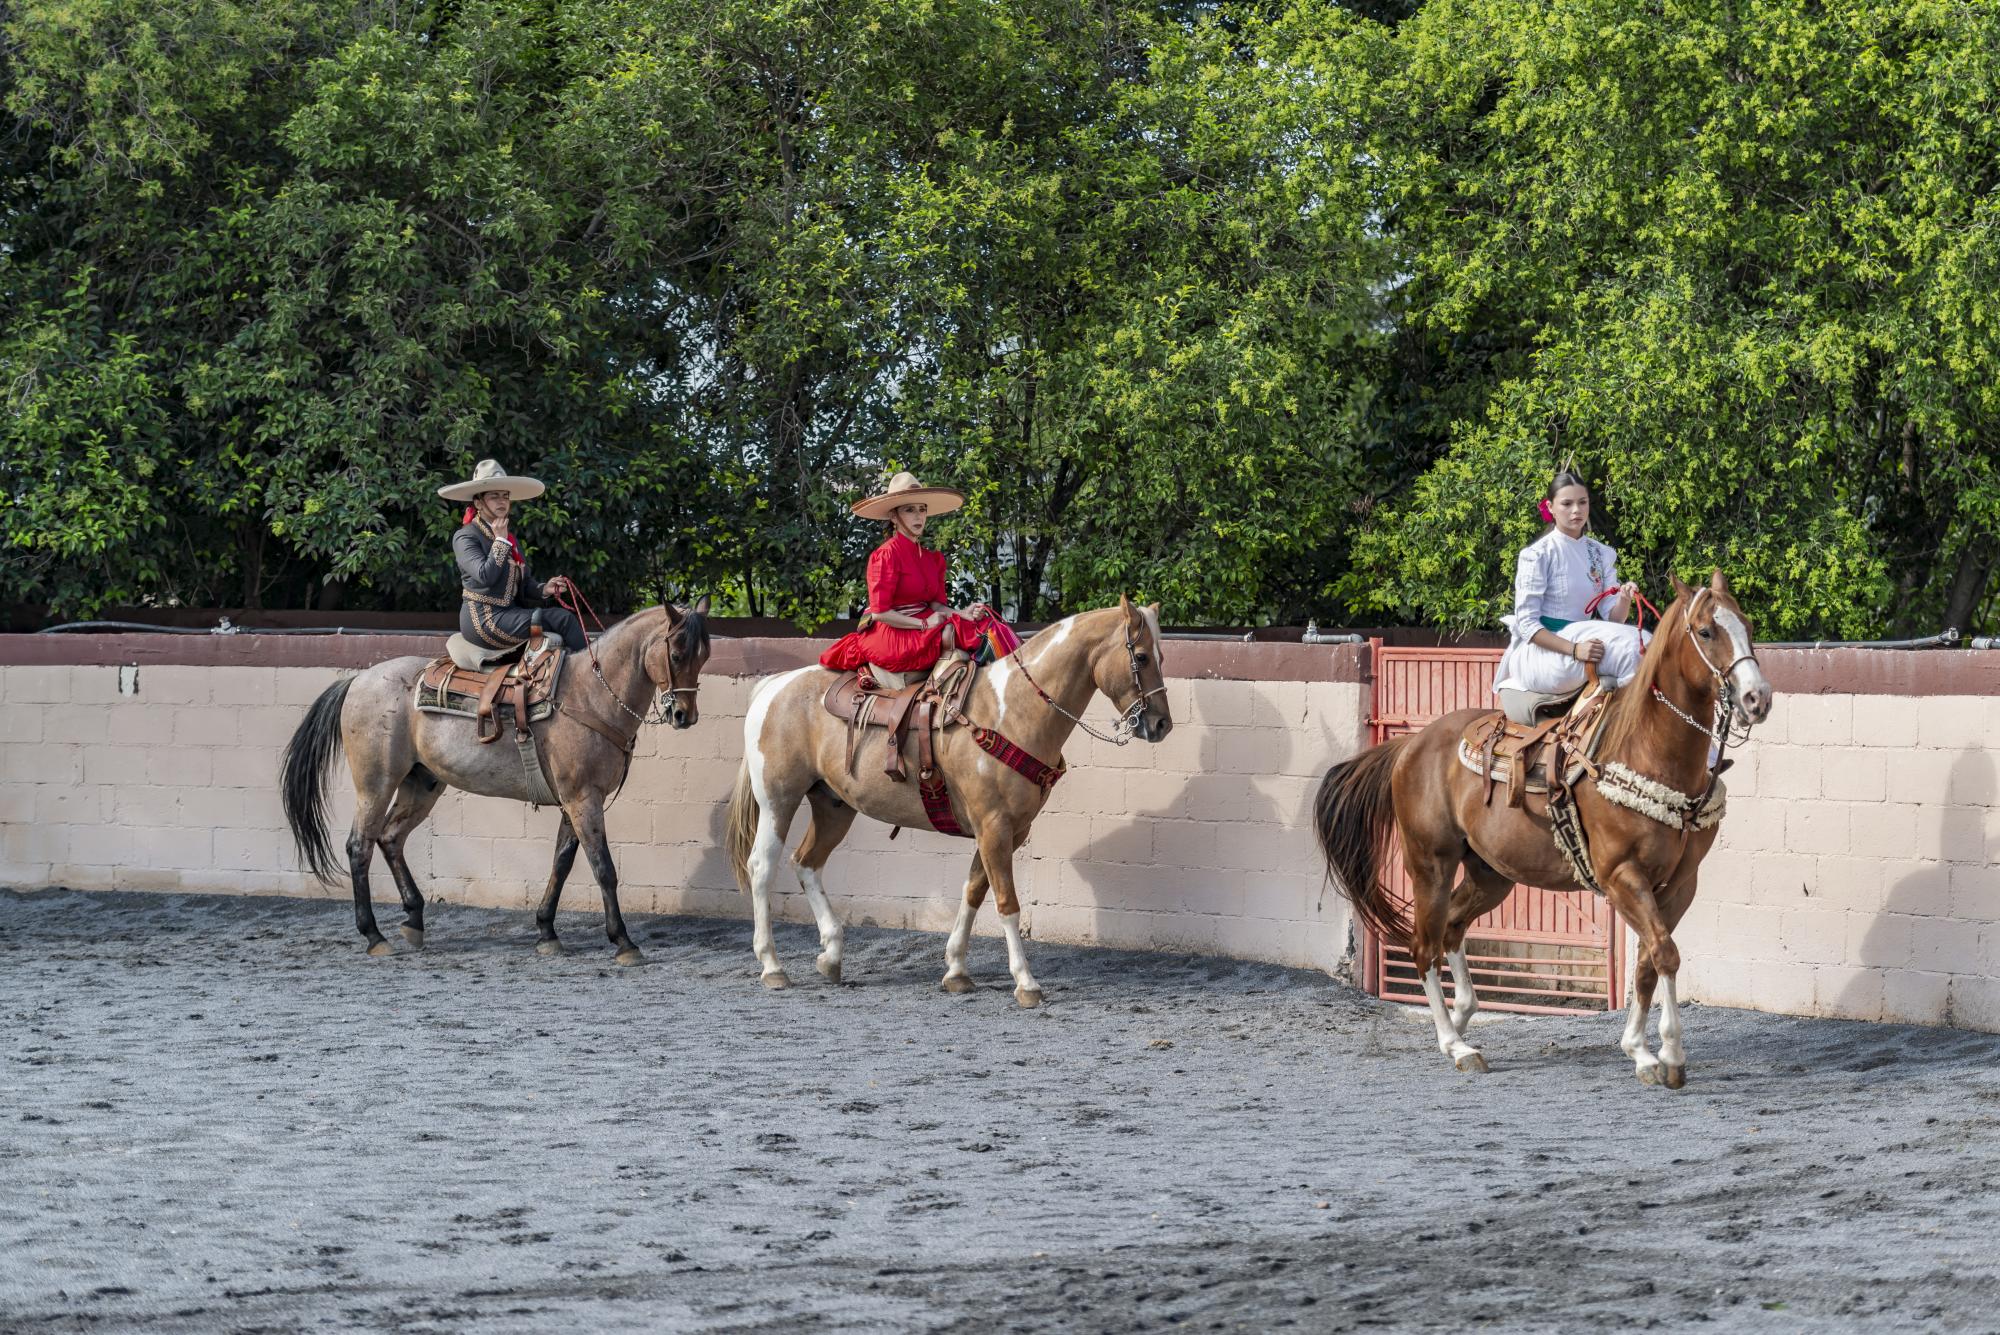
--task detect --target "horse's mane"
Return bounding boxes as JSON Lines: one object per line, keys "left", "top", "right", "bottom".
{"left": 1597, "top": 591, "right": 1689, "bottom": 757}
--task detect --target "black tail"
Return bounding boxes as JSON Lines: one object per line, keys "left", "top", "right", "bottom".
{"left": 1311, "top": 736, "right": 1413, "bottom": 950}
{"left": 282, "top": 678, "right": 353, "bottom": 883}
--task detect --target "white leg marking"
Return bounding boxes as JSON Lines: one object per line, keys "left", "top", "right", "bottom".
{"left": 1423, "top": 966, "right": 1483, "bottom": 1068}
{"left": 942, "top": 894, "right": 978, "bottom": 985}
{"left": 742, "top": 668, "right": 810, "bottom": 987}
{"left": 1657, "top": 974, "right": 1686, "bottom": 1071}
{"left": 797, "top": 860, "right": 843, "bottom": 977}
{"left": 1621, "top": 977, "right": 1662, "bottom": 1080}
{"left": 1447, "top": 949, "right": 1479, "bottom": 1031}
{"left": 999, "top": 911, "right": 1041, "bottom": 998}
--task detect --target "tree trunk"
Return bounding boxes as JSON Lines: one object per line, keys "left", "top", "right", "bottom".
{"left": 1941, "top": 536, "right": 1995, "bottom": 635}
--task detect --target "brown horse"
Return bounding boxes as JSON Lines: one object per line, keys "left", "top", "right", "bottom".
{"left": 282, "top": 600, "right": 711, "bottom": 962}
{"left": 723, "top": 598, "right": 1172, "bottom": 1005}
{"left": 1313, "top": 573, "right": 1773, "bottom": 1085}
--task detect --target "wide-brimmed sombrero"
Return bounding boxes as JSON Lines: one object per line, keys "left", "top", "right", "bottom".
{"left": 851, "top": 471, "right": 964, "bottom": 521}
{"left": 438, "top": 458, "right": 546, "bottom": 503}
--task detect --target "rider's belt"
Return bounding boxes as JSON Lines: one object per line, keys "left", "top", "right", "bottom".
{"left": 1539, "top": 616, "right": 1574, "bottom": 632}
{"left": 462, "top": 589, "right": 509, "bottom": 606}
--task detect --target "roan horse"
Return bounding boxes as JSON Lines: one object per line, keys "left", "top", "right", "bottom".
{"left": 1313, "top": 573, "right": 1773, "bottom": 1085}
{"left": 724, "top": 598, "right": 1172, "bottom": 1005}
{"left": 282, "top": 600, "right": 711, "bottom": 962}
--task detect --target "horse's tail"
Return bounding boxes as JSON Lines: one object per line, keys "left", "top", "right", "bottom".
{"left": 282, "top": 677, "right": 353, "bottom": 883}
{"left": 1312, "top": 736, "right": 1412, "bottom": 950}
{"left": 725, "top": 760, "right": 759, "bottom": 893}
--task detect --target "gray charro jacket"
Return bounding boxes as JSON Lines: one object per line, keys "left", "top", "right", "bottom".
{"left": 452, "top": 518, "right": 546, "bottom": 610}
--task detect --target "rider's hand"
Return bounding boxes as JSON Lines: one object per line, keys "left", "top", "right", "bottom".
{"left": 489, "top": 516, "right": 509, "bottom": 538}
{"left": 1573, "top": 638, "right": 1606, "bottom": 664}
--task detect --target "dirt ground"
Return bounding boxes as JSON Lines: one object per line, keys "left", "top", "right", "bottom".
{"left": 3, "top": 888, "right": 1998, "bottom": 1333}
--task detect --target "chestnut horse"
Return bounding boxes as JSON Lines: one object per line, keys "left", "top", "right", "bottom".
{"left": 724, "top": 598, "right": 1172, "bottom": 1005}
{"left": 1313, "top": 573, "right": 1773, "bottom": 1085}
{"left": 283, "top": 600, "right": 711, "bottom": 962}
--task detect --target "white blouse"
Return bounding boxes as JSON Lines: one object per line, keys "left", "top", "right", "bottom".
{"left": 1502, "top": 528, "right": 1618, "bottom": 646}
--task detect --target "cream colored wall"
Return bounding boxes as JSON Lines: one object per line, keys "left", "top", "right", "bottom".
{"left": 1671, "top": 693, "right": 2000, "bottom": 1031}
{"left": 5, "top": 659, "right": 1998, "bottom": 1032}
{"left": 0, "top": 662, "right": 1365, "bottom": 978}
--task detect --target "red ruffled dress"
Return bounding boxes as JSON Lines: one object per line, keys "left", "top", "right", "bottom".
{"left": 820, "top": 532, "right": 1018, "bottom": 673}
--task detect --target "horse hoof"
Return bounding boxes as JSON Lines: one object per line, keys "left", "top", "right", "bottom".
{"left": 535, "top": 940, "right": 565, "bottom": 957}
{"left": 1637, "top": 1063, "right": 1663, "bottom": 1086}
{"left": 1014, "top": 987, "right": 1043, "bottom": 1009}
{"left": 366, "top": 940, "right": 394, "bottom": 958}
{"left": 761, "top": 971, "right": 792, "bottom": 991}
{"left": 400, "top": 926, "right": 425, "bottom": 949}
{"left": 1662, "top": 1064, "right": 1687, "bottom": 1090}
{"left": 1454, "top": 1051, "right": 1489, "bottom": 1074}
{"left": 615, "top": 948, "right": 645, "bottom": 967}
{"left": 940, "top": 974, "right": 977, "bottom": 995}
{"left": 815, "top": 955, "right": 842, "bottom": 984}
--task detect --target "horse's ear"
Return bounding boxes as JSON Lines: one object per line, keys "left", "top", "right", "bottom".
{"left": 1671, "top": 573, "right": 1692, "bottom": 601}
{"left": 692, "top": 594, "right": 711, "bottom": 615}
{"left": 1708, "top": 569, "right": 1730, "bottom": 595}
{"left": 1119, "top": 593, "right": 1138, "bottom": 623}
{"left": 1147, "top": 601, "right": 1162, "bottom": 620}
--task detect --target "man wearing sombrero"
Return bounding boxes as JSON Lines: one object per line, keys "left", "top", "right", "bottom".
{"left": 440, "top": 459, "right": 588, "bottom": 655}
{"left": 818, "top": 471, "right": 1020, "bottom": 685}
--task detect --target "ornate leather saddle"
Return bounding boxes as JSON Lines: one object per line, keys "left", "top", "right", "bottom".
{"left": 1458, "top": 686, "right": 1615, "bottom": 810}
{"left": 822, "top": 658, "right": 978, "bottom": 784}
{"left": 416, "top": 637, "right": 566, "bottom": 744}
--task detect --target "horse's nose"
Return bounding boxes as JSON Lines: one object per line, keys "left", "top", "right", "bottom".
{"left": 1741, "top": 685, "right": 1771, "bottom": 724}
{"left": 1150, "top": 716, "right": 1173, "bottom": 742}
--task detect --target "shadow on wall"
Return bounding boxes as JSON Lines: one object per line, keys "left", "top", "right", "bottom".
{"left": 1060, "top": 681, "right": 1354, "bottom": 976}
{"left": 1847, "top": 748, "right": 1998, "bottom": 1032}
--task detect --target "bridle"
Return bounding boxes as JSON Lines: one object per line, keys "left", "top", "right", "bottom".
{"left": 1012, "top": 619, "right": 1168, "bottom": 746}
{"left": 554, "top": 584, "right": 699, "bottom": 730}
{"left": 1651, "top": 588, "right": 1757, "bottom": 762}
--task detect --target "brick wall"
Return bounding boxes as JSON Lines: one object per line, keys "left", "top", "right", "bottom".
{"left": 4, "top": 636, "right": 1998, "bottom": 1032}
{"left": 1670, "top": 690, "right": 2000, "bottom": 1031}
{"left": 0, "top": 641, "right": 1368, "bottom": 980}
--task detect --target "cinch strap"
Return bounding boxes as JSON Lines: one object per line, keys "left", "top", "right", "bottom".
{"left": 916, "top": 725, "right": 1066, "bottom": 838}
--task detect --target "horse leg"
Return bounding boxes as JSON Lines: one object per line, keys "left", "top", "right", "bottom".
{"left": 1444, "top": 856, "right": 1515, "bottom": 1034}
{"left": 746, "top": 780, "right": 799, "bottom": 990}
{"left": 345, "top": 785, "right": 399, "bottom": 957}
{"left": 568, "top": 800, "right": 643, "bottom": 966}
{"left": 975, "top": 831, "right": 1040, "bottom": 1007}
{"left": 379, "top": 767, "right": 445, "bottom": 949}
{"left": 1606, "top": 866, "right": 1686, "bottom": 1087}
{"left": 532, "top": 813, "right": 581, "bottom": 956}
{"left": 1405, "top": 839, "right": 1484, "bottom": 1071}
{"left": 795, "top": 787, "right": 856, "bottom": 983}
{"left": 940, "top": 854, "right": 989, "bottom": 994}
{"left": 1652, "top": 875, "right": 1701, "bottom": 1088}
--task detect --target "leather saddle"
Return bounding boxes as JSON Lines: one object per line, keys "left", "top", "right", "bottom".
{"left": 417, "top": 627, "right": 566, "bottom": 744}
{"left": 1460, "top": 685, "right": 1614, "bottom": 810}
{"left": 822, "top": 658, "right": 978, "bottom": 783}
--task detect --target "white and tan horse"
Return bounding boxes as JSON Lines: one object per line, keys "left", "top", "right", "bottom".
{"left": 724, "top": 598, "right": 1172, "bottom": 1004}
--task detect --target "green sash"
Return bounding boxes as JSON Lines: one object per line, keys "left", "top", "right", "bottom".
{"left": 1539, "top": 616, "right": 1573, "bottom": 632}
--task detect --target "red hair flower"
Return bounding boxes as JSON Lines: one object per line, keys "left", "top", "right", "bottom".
{"left": 1537, "top": 498, "right": 1554, "bottom": 523}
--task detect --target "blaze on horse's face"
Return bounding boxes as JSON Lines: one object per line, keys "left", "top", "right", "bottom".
{"left": 1672, "top": 571, "right": 1773, "bottom": 726}
{"left": 1108, "top": 596, "right": 1173, "bottom": 743}
{"left": 646, "top": 596, "right": 713, "bottom": 729}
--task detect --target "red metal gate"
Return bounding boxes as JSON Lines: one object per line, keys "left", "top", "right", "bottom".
{"left": 1360, "top": 642, "right": 1625, "bottom": 1014}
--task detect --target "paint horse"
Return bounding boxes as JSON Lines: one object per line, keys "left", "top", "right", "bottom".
{"left": 724, "top": 598, "right": 1171, "bottom": 1005}
{"left": 1313, "top": 573, "right": 1772, "bottom": 1085}
{"left": 282, "top": 601, "right": 711, "bottom": 962}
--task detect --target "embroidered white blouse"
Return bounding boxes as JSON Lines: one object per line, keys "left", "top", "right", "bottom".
{"left": 1494, "top": 528, "right": 1619, "bottom": 690}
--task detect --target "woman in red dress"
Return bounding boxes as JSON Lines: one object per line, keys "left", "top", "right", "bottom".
{"left": 820, "top": 472, "right": 1020, "bottom": 677}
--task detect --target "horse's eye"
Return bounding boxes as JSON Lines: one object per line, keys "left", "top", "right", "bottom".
{"left": 1697, "top": 627, "right": 1714, "bottom": 640}
{"left": 1134, "top": 653, "right": 1150, "bottom": 667}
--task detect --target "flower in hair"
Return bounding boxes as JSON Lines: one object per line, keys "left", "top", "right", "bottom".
{"left": 1538, "top": 498, "right": 1554, "bottom": 523}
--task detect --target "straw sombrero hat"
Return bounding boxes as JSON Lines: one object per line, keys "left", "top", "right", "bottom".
{"left": 851, "top": 471, "right": 964, "bottom": 521}
{"left": 438, "top": 458, "right": 546, "bottom": 503}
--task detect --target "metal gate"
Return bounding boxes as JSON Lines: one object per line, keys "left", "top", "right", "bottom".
{"left": 1360, "top": 642, "right": 1625, "bottom": 1014}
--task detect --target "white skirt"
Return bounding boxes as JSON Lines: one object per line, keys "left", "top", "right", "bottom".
{"left": 1494, "top": 619, "right": 1650, "bottom": 694}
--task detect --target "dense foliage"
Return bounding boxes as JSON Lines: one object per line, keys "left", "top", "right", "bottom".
{"left": 3, "top": 0, "right": 1995, "bottom": 635}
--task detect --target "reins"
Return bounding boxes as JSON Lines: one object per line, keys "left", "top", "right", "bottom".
{"left": 551, "top": 584, "right": 689, "bottom": 733}
{"left": 1009, "top": 623, "right": 1167, "bottom": 746}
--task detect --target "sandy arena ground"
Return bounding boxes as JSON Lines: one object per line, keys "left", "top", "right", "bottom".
{"left": 3, "top": 888, "right": 1998, "bottom": 1333}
